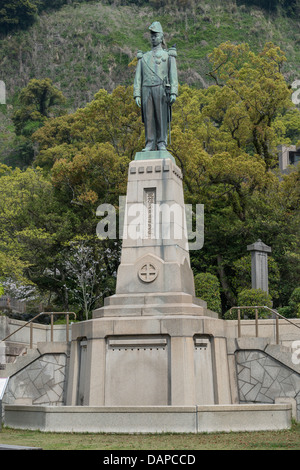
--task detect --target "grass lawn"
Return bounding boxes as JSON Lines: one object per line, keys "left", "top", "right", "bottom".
{"left": 1, "top": 422, "right": 300, "bottom": 450}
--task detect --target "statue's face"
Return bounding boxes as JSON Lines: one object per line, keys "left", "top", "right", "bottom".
{"left": 151, "top": 31, "right": 163, "bottom": 47}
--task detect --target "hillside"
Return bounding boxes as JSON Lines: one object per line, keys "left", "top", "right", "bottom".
{"left": 1, "top": 1, "right": 300, "bottom": 106}
{"left": 0, "top": 0, "right": 299, "bottom": 164}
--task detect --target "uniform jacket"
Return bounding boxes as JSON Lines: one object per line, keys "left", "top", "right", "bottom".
{"left": 133, "top": 46, "right": 178, "bottom": 99}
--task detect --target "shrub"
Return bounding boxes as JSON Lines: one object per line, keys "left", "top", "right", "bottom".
{"left": 224, "top": 288, "right": 272, "bottom": 319}
{"left": 194, "top": 272, "right": 222, "bottom": 314}
{"left": 277, "top": 305, "right": 293, "bottom": 319}
{"left": 288, "top": 287, "right": 300, "bottom": 318}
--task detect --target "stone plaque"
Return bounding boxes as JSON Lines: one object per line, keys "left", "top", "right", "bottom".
{"left": 144, "top": 188, "right": 156, "bottom": 238}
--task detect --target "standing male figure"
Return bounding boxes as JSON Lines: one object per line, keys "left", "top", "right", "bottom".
{"left": 134, "top": 21, "right": 178, "bottom": 152}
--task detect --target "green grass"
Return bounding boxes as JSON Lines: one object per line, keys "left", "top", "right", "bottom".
{"left": 1, "top": 422, "right": 300, "bottom": 450}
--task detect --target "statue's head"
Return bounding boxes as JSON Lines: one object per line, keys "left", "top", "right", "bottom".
{"left": 149, "top": 21, "right": 164, "bottom": 47}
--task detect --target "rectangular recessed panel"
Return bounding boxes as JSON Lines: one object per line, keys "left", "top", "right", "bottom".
{"left": 194, "top": 336, "right": 215, "bottom": 405}
{"left": 105, "top": 336, "right": 169, "bottom": 406}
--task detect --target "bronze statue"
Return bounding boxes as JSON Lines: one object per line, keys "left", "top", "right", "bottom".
{"left": 134, "top": 21, "right": 178, "bottom": 152}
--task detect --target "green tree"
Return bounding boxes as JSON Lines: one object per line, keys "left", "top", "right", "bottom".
{"left": 0, "top": 164, "right": 81, "bottom": 306}
{"left": 237, "top": 0, "right": 300, "bottom": 17}
{"left": 273, "top": 109, "right": 300, "bottom": 146}
{"left": 194, "top": 272, "right": 222, "bottom": 314}
{"left": 13, "top": 78, "right": 66, "bottom": 136}
{"left": 33, "top": 85, "right": 143, "bottom": 166}
{"left": 0, "top": 164, "right": 45, "bottom": 284}
{"left": 0, "top": 0, "right": 37, "bottom": 34}
{"left": 11, "top": 79, "right": 66, "bottom": 167}
{"left": 0, "top": 152, "right": 123, "bottom": 316}
{"left": 206, "top": 42, "right": 291, "bottom": 169}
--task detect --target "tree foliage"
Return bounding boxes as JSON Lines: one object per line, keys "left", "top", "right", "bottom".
{"left": 10, "top": 79, "right": 66, "bottom": 167}
{"left": 0, "top": 0, "right": 37, "bottom": 34}
{"left": 194, "top": 272, "right": 222, "bottom": 314}
{"left": 12, "top": 79, "right": 66, "bottom": 137}
{"left": 0, "top": 163, "right": 121, "bottom": 317}
{"left": 0, "top": 0, "right": 107, "bottom": 35}
{"left": 206, "top": 42, "right": 291, "bottom": 169}
{"left": 236, "top": 0, "right": 300, "bottom": 17}
{"left": 288, "top": 287, "right": 300, "bottom": 318}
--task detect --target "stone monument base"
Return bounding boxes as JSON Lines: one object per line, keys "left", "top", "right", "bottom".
{"left": 65, "top": 310, "right": 234, "bottom": 408}
{"left": 4, "top": 404, "right": 292, "bottom": 433}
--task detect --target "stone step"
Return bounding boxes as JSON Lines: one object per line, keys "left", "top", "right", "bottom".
{"left": 94, "top": 292, "right": 219, "bottom": 319}
{"left": 94, "top": 302, "right": 208, "bottom": 318}
{"left": 104, "top": 292, "right": 202, "bottom": 307}
{"left": 232, "top": 336, "right": 300, "bottom": 374}
{"left": 0, "top": 348, "right": 40, "bottom": 378}
{"left": 103, "top": 292, "right": 207, "bottom": 307}
{"left": 0, "top": 342, "right": 69, "bottom": 379}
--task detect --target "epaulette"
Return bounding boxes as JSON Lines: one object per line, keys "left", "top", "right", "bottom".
{"left": 137, "top": 50, "right": 144, "bottom": 60}
{"left": 168, "top": 46, "right": 177, "bottom": 57}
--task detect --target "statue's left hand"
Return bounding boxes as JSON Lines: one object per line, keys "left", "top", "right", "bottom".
{"left": 170, "top": 94, "right": 176, "bottom": 105}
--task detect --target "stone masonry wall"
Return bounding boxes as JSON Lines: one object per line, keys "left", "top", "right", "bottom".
{"left": 3, "top": 353, "right": 67, "bottom": 407}
{"left": 236, "top": 350, "right": 300, "bottom": 420}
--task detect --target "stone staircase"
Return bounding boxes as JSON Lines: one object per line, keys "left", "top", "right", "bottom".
{"left": 0, "top": 347, "right": 42, "bottom": 379}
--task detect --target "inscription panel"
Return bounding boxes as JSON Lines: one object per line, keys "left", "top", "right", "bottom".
{"left": 144, "top": 188, "right": 156, "bottom": 239}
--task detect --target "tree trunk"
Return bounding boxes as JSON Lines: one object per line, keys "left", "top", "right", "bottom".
{"left": 217, "top": 254, "right": 236, "bottom": 307}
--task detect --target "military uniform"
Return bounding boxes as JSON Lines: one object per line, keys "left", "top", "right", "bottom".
{"left": 134, "top": 22, "right": 178, "bottom": 151}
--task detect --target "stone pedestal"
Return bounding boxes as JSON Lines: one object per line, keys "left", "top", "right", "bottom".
{"left": 66, "top": 152, "right": 233, "bottom": 408}
{"left": 94, "top": 153, "right": 200, "bottom": 318}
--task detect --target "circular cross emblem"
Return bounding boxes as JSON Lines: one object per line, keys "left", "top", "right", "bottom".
{"left": 138, "top": 263, "right": 158, "bottom": 283}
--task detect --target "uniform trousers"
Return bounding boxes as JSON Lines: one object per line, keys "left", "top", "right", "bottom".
{"left": 142, "top": 84, "right": 168, "bottom": 150}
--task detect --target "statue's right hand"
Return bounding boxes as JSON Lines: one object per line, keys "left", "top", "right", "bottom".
{"left": 135, "top": 97, "right": 141, "bottom": 107}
